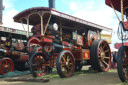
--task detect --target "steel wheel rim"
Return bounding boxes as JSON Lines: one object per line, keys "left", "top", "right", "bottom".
{"left": 122, "top": 50, "right": 128, "bottom": 80}
{"left": 98, "top": 41, "right": 111, "bottom": 71}
{"left": 0, "top": 58, "right": 14, "bottom": 75}
{"left": 32, "top": 54, "right": 47, "bottom": 77}
{"left": 60, "top": 52, "right": 74, "bottom": 77}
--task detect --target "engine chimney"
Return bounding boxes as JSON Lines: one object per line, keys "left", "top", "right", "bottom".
{"left": 49, "top": 0, "right": 55, "bottom": 9}
{"left": 0, "top": 0, "right": 3, "bottom": 25}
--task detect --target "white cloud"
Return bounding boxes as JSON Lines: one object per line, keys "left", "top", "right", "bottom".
{"left": 3, "top": 0, "right": 16, "bottom": 9}
{"left": 69, "top": 2, "right": 78, "bottom": 11}
{"left": 1, "top": 0, "right": 24, "bottom": 30}
{"left": 2, "top": 9, "right": 23, "bottom": 30}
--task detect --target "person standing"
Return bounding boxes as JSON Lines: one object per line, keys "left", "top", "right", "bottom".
{"left": 113, "top": 52, "right": 117, "bottom": 69}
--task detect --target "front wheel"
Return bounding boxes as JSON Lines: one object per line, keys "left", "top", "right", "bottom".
{"left": 56, "top": 50, "right": 75, "bottom": 78}
{"left": 0, "top": 57, "right": 14, "bottom": 75}
{"left": 29, "top": 53, "right": 47, "bottom": 77}
{"left": 117, "top": 46, "right": 128, "bottom": 82}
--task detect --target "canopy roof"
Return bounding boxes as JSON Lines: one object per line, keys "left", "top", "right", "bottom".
{"left": 105, "top": 0, "right": 128, "bottom": 12}
{"left": 0, "top": 26, "right": 32, "bottom": 39}
{"left": 13, "top": 7, "right": 112, "bottom": 32}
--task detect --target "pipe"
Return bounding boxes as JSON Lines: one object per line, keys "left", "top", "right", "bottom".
{"left": 0, "top": 0, "right": 3, "bottom": 25}
{"left": 49, "top": 0, "right": 55, "bottom": 9}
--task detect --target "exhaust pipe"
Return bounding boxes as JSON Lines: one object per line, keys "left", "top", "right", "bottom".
{"left": 49, "top": 0, "right": 55, "bottom": 9}
{"left": 0, "top": 0, "right": 3, "bottom": 25}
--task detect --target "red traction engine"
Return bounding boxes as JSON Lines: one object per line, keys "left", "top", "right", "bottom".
{"left": 106, "top": 0, "right": 128, "bottom": 82}
{"left": 0, "top": 26, "right": 32, "bottom": 76}
{"left": 13, "top": 7, "right": 112, "bottom": 78}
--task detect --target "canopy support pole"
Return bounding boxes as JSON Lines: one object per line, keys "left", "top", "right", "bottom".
{"left": 110, "top": 2, "right": 120, "bottom": 21}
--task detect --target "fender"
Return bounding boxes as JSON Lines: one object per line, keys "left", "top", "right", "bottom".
{"left": 29, "top": 46, "right": 42, "bottom": 58}
{"left": 28, "top": 37, "right": 42, "bottom": 45}
{"left": 27, "top": 37, "right": 43, "bottom": 53}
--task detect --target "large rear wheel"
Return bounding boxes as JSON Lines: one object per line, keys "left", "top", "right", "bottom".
{"left": 117, "top": 46, "right": 128, "bottom": 82}
{"left": 90, "top": 39, "right": 111, "bottom": 72}
{"left": 56, "top": 50, "right": 75, "bottom": 78}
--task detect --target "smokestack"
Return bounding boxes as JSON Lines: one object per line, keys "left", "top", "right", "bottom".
{"left": 49, "top": 0, "right": 55, "bottom": 9}
{"left": 0, "top": 0, "right": 3, "bottom": 25}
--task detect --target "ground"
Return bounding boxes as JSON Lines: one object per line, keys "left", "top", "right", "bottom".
{"left": 0, "top": 66, "right": 128, "bottom": 85}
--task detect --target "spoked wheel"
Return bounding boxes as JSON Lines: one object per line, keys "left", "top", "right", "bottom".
{"left": 0, "top": 58, "right": 14, "bottom": 75}
{"left": 90, "top": 39, "right": 111, "bottom": 72}
{"left": 29, "top": 53, "right": 47, "bottom": 77}
{"left": 117, "top": 46, "right": 128, "bottom": 82}
{"left": 56, "top": 50, "right": 75, "bottom": 78}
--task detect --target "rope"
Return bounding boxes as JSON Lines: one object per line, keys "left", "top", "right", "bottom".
{"left": 110, "top": 2, "right": 120, "bottom": 21}
{"left": 121, "top": 0, "right": 124, "bottom": 22}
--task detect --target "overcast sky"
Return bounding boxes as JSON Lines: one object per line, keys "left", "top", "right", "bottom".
{"left": 1, "top": 0, "right": 123, "bottom": 48}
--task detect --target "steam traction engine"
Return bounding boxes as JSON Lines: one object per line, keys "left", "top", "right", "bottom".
{"left": 13, "top": 5, "right": 112, "bottom": 77}
{"left": 0, "top": 26, "right": 32, "bottom": 75}
{"left": 106, "top": 0, "right": 128, "bottom": 82}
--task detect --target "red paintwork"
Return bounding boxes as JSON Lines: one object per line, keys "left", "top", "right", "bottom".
{"left": 54, "top": 53, "right": 59, "bottom": 58}
{"left": 72, "top": 49, "right": 90, "bottom": 60}
{"left": 124, "top": 20, "right": 128, "bottom": 30}
{"left": 12, "top": 51, "right": 21, "bottom": 55}
{"left": 72, "top": 50, "right": 82, "bottom": 60}
{"left": 46, "top": 35, "right": 55, "bottom": 39}
{"left": 62, "top": 41, "right": 70, "bottom": 50}
{"left": 20, "top": 55, "right": 29, "bottom": 61}
{"left": 105, "top": 0, "right": 128, "bottom": 12}
{"left": 76, "top": 46, "right": 81, "bottom": 50}
{"left": 77, "top": 35, "right": 84, "bottom": 45}
{"left": 82, "top": 50, "right": 90, "bottom": 60}
{"left": 126, "top": 56, "right": 128, "bottom": 68}
{"left": 88, "top": 30, "right": 98, "bottom": 46}
{"left": 0, "top": 58, "right": 14, "bottom": 75}
{"left": 88, "top": 34, "right": 97, "bottom": 46}
{"left": 114, "top": 42, "right": 128, "bottom": 49}
{"left": 44, "top": 43, "right": 53, "bottom": 52}
{"left": 36, "top": 47, "right": 43, "bottom": 52}
{"left": 16, "top": 43, "right": 25, "bottom": 50}
{"left": 11, "top": 51, "right": 29, "bottom": 61}
{"left": 28, "top": 37, "right": 42, "bottom": 46}
{"left": 43, "top": 38, "right": 53, "bottom": 42}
